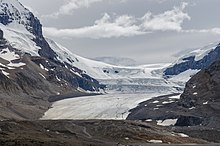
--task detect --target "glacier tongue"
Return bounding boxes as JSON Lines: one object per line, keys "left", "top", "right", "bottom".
{"left": 42, "top": 93, "right": 165, "bottom": 120}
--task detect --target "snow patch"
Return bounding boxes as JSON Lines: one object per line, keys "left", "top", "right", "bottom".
{"left": 2, "top": 70, "right": 10, "bottom": 78}
{"left": 193, "top": 92, "right": 198, "bottom": 95}
{"left": 0, "top": 48, "right": 20, "bottom": 61}
{"left": 145, "top": 119, "right": 153, "bottom": 122}
{"left": 39, "top": 64, "right": 44, "bottom": 69}
{"left": 168, "top": 95, "right": 181, "bottom": 99}
{"left": 148, "top": 140, "right": 163, "bottom": 143}
{"left": 189, "top": 107, "right": 195, "bottom": 110}
{"left": 125, "top": 137, "right": 129, "bottom": 140}
{"left": 177, "top": 133, "right": 189, "bottom": 137}
{"left": 8, "top": 62, "right": 26, "bottom": 67}
{"left": 203, "top": 101, "right": 208, "bottom": 105}
{"left": 56, "top": 76, "right": 61, "bottom": 82}
{"left": 152, "top": 100, "right": 159, "bottom": 104}
{"left": 39, "top": 64, "right": 48, "bottom": 71}
{"left": 157, "top": 119, "right": 177, "bottom": 126}
{"left": 39, "top": 73, "right": 46, "bottom": 79}
{"left": 169, "top": 69, "right": 199, "bottom": 83}
{"left": 162, "top": 101, "right": 175, "bottom": 104}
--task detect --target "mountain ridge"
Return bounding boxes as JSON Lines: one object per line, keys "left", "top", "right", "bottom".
{"left": 164, "top": 42, "right": 220, "bottom": 76}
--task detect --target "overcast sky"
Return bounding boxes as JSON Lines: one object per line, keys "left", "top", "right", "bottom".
{"left": 19, "top": 0, "right": 220, "bottom": 64}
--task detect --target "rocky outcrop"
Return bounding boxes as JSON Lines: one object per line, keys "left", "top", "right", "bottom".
{"left": 179, "top": 59, "right": 220, "bottom": 108}
{"left": 176, "top": 60, "right": 220, "bottom": 127}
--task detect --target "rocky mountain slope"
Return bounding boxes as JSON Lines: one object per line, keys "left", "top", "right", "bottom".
{"left": 0, "top": 0, "right": 104, "bottom": 120}
{"left": 178, "top": 59, "right": 220, "bottom": 127}
{"left": 127, "top": 59, "right": 220, "bottom": 143}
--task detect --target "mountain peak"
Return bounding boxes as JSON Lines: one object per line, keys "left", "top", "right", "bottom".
{"left": 0, "top": 0, "right": 42, "bottom": 37}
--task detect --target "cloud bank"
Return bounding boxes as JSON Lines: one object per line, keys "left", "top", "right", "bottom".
{"left": 44, "top": 3, "right": 191, "bottom": 39}
{"left": 141, "top": 2, "right": 190, "bottom": 31}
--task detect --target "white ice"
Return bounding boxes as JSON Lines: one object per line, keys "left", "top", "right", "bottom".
{"left": 42, "top": 93, "right": 165, "bottom": 120}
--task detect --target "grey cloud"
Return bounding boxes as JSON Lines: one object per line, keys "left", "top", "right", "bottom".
{"left": 43, "top": 2, "right": 190, "bottom": 39}
{"left": 141, "top": 2, "right": 190, "bottom": 31}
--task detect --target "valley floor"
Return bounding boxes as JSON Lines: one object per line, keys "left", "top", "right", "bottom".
{"left": 0, "top": 120, "right": 212, "bottom": 146}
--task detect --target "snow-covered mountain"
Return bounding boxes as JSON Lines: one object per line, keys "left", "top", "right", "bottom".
{"left": 0, "top": 0, "right": 42, "bottom": 37}
{"left": 0, "top": 0, "right": 183, "bottom": 97}
{"left": 0, "top": 0, "right": 108, "bottom": 120}
{"left": 47, "top": 37, "right": 180, "bottom": 93}
{"left": 164, "top": 41, "right": 220, "bottom": 76}
{"left": 0, "top": 0, "right": 105, "bottom": 91}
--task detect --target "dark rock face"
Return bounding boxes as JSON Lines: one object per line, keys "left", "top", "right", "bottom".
{"left": 176, "top": 60, "right": 220, "bottom": 127}
{"left": 164, "top": 44, "right": 220, "bottom": 76}
{"left": 25, "top": 12, "right": 43, "bottom": 38}
{"left": 0, "top": 12, "right": 11, "bottom": 25}
{"left": 179, "top": 60, "right": 220, "bottom": 108}
{"left": 175, "top": 116, "right": 203, "bottom": 126}
{"left": 0, "top": 29, "right": 6, "bottom": 49}
{"left": 34, "top": 37, "right": 58, "bottom": 61}
{"left": 0, "top": 29, "right": 3, "bottom": 39}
